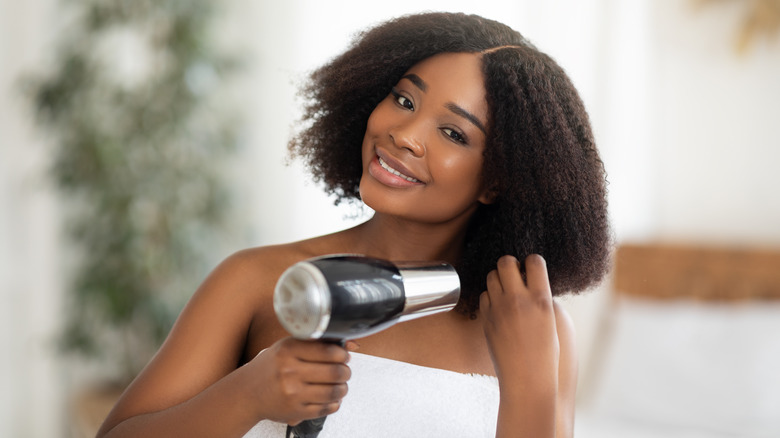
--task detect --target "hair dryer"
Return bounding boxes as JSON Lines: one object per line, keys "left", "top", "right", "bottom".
{"left": 273, "top": 254, "right": 460, "bottom": 438}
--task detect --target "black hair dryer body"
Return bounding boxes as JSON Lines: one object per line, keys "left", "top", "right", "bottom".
{"left": 273, "top": 254, "right": 461, "bottom": 438}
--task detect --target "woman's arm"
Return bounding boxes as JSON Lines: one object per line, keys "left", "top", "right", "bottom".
{"left": 552, "top": 300, "right": 578, "bottom": 437}
{"left": 96, "top": 249, "right": 351, "bottom": 438}
{"left": 480, "top": 254, "right": 578, "bottom": 438}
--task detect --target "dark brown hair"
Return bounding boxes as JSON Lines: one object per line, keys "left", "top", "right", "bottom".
{"left": 290, "top": 12, "right": 612, "bottom": 313}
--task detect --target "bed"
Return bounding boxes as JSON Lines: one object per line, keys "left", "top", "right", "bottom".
{"left": 574, "top": 243, "right": 780, "bottom": 438}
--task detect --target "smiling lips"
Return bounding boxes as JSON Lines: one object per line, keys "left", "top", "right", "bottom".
{"left": 378, "top": 157, "right": 421, "bottom": 183}
{"left": 368, "top": 153, "right": 424, "bottom": 187}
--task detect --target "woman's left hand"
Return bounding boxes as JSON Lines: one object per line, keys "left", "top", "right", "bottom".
{"left": 480, "top": 254, "right": 560, "bottom": 437}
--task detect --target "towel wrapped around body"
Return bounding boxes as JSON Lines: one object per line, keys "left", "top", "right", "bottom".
{"left": 242, "top": 352, "right": 500, "bottom": 438}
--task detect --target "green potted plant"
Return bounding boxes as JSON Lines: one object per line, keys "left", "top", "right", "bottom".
{"left": 23, "top": 0, "right": 242, "bottom": 434}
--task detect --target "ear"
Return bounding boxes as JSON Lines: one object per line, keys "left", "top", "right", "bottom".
{"left": 478, "top": 185, "right": 500, "bottom": 205}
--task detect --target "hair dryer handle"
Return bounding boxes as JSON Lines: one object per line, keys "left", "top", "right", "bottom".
{"left": 287, "top": 416, "right": 327, "bottom": 438}
{"left": 286, "top": 338, "right": 345, "bottom": 438}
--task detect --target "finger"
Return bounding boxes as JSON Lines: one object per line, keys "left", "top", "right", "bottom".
{"left": 485, "top": 269, "right": 502, "bottom": 294}
{"left": 303, "top": 382, "right": 349, "bottom": 404}
{"left": 306, "top": 400, "right": 343, "bottom": 419}
{"left": 297, "top": 362, "right": 351, "bottom": 385}
{"left": 495, "top": 255, "right": 525, "bottom": 294}
{"left": 294, "top": 341, "right": 350, "bottom": 364}
{"left": 524, "top": 254, "right": 551, "bottom": 296}
{"left": 479, "top": 290, "right": 490, "bottom": 309}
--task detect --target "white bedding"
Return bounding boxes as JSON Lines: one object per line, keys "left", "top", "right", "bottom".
{"left": 577, "top": 297, "right": 780, "bottom": 438}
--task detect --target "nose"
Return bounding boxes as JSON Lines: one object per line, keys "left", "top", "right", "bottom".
{"left": 389, "top": 119, "right": 426, "bottom": 157}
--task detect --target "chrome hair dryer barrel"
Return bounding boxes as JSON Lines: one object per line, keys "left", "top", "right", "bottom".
{"left": 273, "top": 254, "right": 460, "bottom": 438}
{"left": 274, "top": 254, "right": 461, "bottom": 341}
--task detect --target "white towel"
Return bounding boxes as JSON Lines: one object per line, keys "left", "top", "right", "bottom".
{"left": 243, "top": 352, "right": 500, "bottom": 438}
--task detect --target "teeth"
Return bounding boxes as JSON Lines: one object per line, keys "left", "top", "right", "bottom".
{"left": 378, "top": 157, "right": 421, "bottom": 183}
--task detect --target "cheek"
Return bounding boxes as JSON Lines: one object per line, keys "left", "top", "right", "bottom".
{"left": 437, "top": 152, "right": 485, "bottom": 186}
{"left": 460, "top": 160, "right": 489, "bottom": 200}
{"left": 365, "top": 100, "right": 391, "bottom": 134}
{"left": 361, "top": 112, "right": 381, "bottom": 160}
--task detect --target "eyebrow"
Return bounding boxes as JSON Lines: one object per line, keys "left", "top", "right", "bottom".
{"left": 446, "top": 103, "right": 487, "bottom": 135}
{"left": 401, "top": 74, "right": 487, "bottom": 135}
{"left": 402, "top": 74, "right": 428, "bottom": 92}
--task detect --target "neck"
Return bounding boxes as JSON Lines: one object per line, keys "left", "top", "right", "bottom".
{"left": 345, "top": 213, "right": 472, "bottom": 264}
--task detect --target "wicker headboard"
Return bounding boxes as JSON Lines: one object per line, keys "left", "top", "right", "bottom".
{"left": 612, "top": 243, "right": 780, "bottom": 301}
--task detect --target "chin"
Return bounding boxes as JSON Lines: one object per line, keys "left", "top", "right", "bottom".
{"left": 358, "top": 178, "right": 385, "bottom": 213}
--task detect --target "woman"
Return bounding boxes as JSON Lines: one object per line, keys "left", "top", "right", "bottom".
{"left": 97, "top": 12, "right": 611, "bottom": 438}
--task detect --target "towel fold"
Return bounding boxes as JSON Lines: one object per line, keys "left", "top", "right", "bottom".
{"left": 243, "top": 352, "right": 499, "bottom": 438}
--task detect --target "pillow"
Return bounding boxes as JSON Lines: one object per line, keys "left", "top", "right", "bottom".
{"left": 586, "top": 297, "right": 780, "bottom": 437}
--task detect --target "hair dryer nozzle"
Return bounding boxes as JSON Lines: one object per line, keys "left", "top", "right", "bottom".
{"left": 273, "top": 261, "right": 332, "bottom": 339}
{"left": 273, "top": 255, "right": 460, "bottom": 341}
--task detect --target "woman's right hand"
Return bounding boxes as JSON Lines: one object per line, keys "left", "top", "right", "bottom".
{"left": 245, "top": 337, "right": 352, "bottom": 426}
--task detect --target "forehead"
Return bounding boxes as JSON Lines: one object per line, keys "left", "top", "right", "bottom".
{"left": 403, "top": 52, "right": 487, "bottom": 114}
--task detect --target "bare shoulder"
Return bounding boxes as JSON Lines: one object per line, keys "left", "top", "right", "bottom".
{"left": 218, "top": 237, "right": 351, "bottom": 355}
{"left": 196, "top": 241, "right": 326, "bottom": 332}
{"left": 147, "top": 242, "right": 319, "bottom": 370}
{"left": 164, "top": 227, "right": 361, "bottom": 359}
{"left": 204, "top": 237, "right": 333, "bottom": 298}
{"left": 208, "top": 243, "right": 314, "bottom": 301}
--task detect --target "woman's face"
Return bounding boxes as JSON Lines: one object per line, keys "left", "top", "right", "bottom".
{"left": 359, "top": 52, "right": 493, "bottom": 225}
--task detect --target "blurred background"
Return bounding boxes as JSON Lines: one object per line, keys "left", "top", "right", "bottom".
{"left": 2, "top": 0, "right": 779, "bottom": 437}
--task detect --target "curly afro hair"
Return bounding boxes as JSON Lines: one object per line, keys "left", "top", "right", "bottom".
{"left": 289, "top": 12, "right": 612, "bottom": 314}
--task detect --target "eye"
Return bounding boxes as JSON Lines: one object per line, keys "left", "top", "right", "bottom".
{"left": 390, "top": 88, "right": 414, "bottom": 110}
{"left": 442, "top": 127, "right": 467, "bottom": 144}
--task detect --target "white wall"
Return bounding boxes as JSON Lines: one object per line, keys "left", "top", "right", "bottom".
{"left": 1, "top": 1, "right": 66, "bottom": 437}
{"left": 649, "top": 0, "right": 780, "bottom": 245}
{"left": 2, "top": 0, "right": 779, "bottom": 436}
